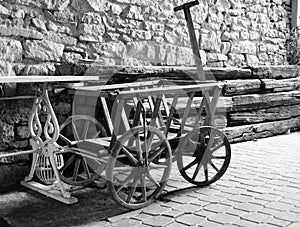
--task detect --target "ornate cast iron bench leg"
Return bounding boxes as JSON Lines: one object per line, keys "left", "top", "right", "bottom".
{"left": 21, "top": 83, "right": 78, "bottom": 204}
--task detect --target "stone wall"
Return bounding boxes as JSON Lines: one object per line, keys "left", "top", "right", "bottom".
{"left": 0, "top": 0, "right": 293, "bottom": 77}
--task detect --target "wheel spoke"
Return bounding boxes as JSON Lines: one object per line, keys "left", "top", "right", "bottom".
{"left": 126, "top": 173, "right": 140, "bottom": 203}
{"left": 146, "top": 172, "right": 160, "bottom": 188}
{"left": 116, "top": 170, "right": 136, "bottom": 192}
{"left": 212, "top": 155, "right": 226, "bottom": 159}
{"left": 182, "top": 158, "right": 198, "bottom": 171}
{"left": 148, "top": 145, "right": 166, "bottom": 162}
{"left": 82, "top": 157, "right": 91, "bottom": 179}
{"left": 82, "top": 120, "right": 90, "bottom": 139}
{"left": 192, "top": 162, "right": 202, "bottom": 181}
{"left": 140, "top": 173, "right": 147, "bottom": 202}
{"left": 59, "top": 134, "right": 73, "bottom": 145}
{"left": 72, "top": 122, "right": 80, "bottom": 141}
{"left": 122, "top": 146, "right": 138, "bottom": 166}
{"left": 204, "top": 165, "right": 209, "bottom": 182}
{"left": 146, "top": 131, "right": 155, "bottom": 153}
{"left": 135, "top": 134, "right": 143, "bottom": 161}
{"left": 60, "top": 154, "right": 76, "bottom": 172}
{"left": 210, "top": 140, "right": 225, "bottom": 154}
{"left": 73, "top": 158, "right": 81, "bottom": 181}
{"left": 210, "top": 161, "right": 220, "bottom": 173}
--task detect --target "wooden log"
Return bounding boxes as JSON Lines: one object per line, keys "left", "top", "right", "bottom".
{"left": 231, "top": 90, "right": 300, "bottom": 111}
{"left": 222, "top": 117, "right": 300, "bottom": 143}
{"left": 229, "top": 104, "right": 300, "bottom": 125}
{"left": 252, "top": 65, "right": 300, "bottom": 79}
{"left": 223, "top": 78, "right": 299, "bottom": 96}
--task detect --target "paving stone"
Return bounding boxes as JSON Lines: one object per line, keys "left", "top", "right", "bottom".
{"left": 198, "top": 195, "right": 224, "bottom": 203}
{"left": 132, "top": 213, "right": 154, "bottom": 222}
{"left": 173, "top": 203, "right": 202, "bottom": 214}
{"left": 225, "top": 208, "right": 247, "bottom": 217}
{"left": 264, "top": 201, "right": 296, "bottom": 211}
{"left": 241, "top": 212, "right": 272, "bottom": 224}
{"left": 287, "top": 223, "right": 300, "bottom": 227}
{"left": 165, "top": 221, "right": 187, "bottom": 227}
{"left": 203, "top": 203, "right": 232, "bottom": 213}
{"left": 112, "top": 218, "right": 141, "bottom": 227}
{"left": 190, "top": 199, "right": 210, "bottom": 207}
{"left": 265, "top": 217, "right": 292, "bottom": 227}
{"left": 199, "top": 220, "right": 224, "bottom": 227}
{"left": 232, "top": 202, "right": 261, "bottom": 212}
{"left": 142, "top": 204, "right": 172, "bottom": 216}
{"left": 227, "top": 194, "right": 254, "bottom": 203}
{"left": 272, "top": 211, "right": 300, "bottom": 222}
{"left": 167, "top": 195, "right": 198, "bottom": 204}
{"left": 195, "top": 209, "right": 217, "bottom": 218}
{"left": 142, "top": 215, "right": 174, "bottom": 227}
{"left": 176, "top": 214, "right": 206, "bottom": 226}
{"left": 208, "top": 213, "right": 240, "bottom": 225}
{"left": 233, "top": 219, "right": 261, "bottom": 227}
{"left": 163, "top": 209, "right": 185, "bottom": 218}
{"left": 220, "top": 199, "right": 243, "bottom": 207}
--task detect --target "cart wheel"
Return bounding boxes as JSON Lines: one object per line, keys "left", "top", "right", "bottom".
{"left": 57, "top": 115, "right": 107, "bottom": 186}
{"left": 107, "top": 126, "right": 172, "bottom": 209}
{"left": 177, "top": 126, "right": 231, "bottom": 187}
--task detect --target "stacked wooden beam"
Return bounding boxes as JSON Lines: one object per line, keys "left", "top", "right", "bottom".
{"left": 220, "top": 66, "right": 300, "bottom": 143}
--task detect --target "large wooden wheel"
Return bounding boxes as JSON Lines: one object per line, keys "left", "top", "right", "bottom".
{"left": 177, "top": 126, "right": 231, "bottom": 187}
{"left": 107, "top": 126, "right": 172, "bottom": 209}
{"left": 57, "top": 115, "right": 107, "bottom": 186}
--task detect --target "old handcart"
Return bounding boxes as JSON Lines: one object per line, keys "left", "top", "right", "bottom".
{"left": 56, "top": 77, "right": 231, "bottom": 209}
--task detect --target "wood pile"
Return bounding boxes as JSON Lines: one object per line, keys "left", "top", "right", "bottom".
{"left": 220, "top": 66, "right": 300, "bottom": 143}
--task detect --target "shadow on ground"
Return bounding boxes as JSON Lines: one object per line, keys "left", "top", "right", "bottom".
{"left": 0, "top": 184, "right": 128, "bottom": 227}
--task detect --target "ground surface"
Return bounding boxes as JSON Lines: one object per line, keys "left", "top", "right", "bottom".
{"left": 0, "top": 132, "right": 300, "bottom": 227}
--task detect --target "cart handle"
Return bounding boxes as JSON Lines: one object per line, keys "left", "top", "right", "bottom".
{"left": 174, "top": 0, "right": 199, "bottom": 12}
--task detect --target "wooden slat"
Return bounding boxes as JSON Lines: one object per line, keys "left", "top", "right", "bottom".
{"left": 165, "top": 94, "right": 179, "bottom": 136}
{"left": 117, "top": 82, "right": 220, "bottom": 99}
{"left": 0, "top": 76, "right": 100, "bottom": 83}
{"left": 100, "top": 97, "right": 113, "bottom": 135}
{"left": 180, "top": 92, "right": 195, "bottom": 133}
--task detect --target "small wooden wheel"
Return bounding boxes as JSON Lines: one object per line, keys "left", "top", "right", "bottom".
{"left": 107, "top": 126, "right": 172, "bottom": 209}
{"left": 57, "top": 115, "right": 107, "bottom": 186}
{"left": 177, "top": 126, "right": 231, "bottom": 187}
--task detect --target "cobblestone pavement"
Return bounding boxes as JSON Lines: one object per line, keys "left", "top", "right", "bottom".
{"left": 1, "top": 132, "right": 300, "bottom": 227}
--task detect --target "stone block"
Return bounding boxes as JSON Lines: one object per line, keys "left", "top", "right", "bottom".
{"left": 200, "top": 29, "right": 222, "bottom": 52}
{"left": 0, "top": 37, "right": 22, "bottom": 62}
{"left": 71, "top": 0, "right": 106, "bottom": 13}
{"left": 3, "top": 0, "right": 71, "bottom": 10}
{"left": 24, "top": 40, "right": 64, "bottom": 61}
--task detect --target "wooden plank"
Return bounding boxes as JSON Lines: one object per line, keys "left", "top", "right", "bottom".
{"left": 165, "top": 94, "right": 179, "bottom": 136}
{"left": 229, "top": 104, "right": 300, "bottom": 126}
{"left": 180, "top": 92, "right": 195, "bottom": 133}
{"left": 222, "top": 117, "right": 300, "bottom": 143}
{"left": 99, "top": 97, "right": 114, "bottom": 135}
{"left": 0, "top": 76, "right": 100, "bottom": 83}
{"left": 223, "top": 78, "right": 299, "bottom": 96}
{"left": 230, "top": 91, "right": 300, "bottom": 112}
{"left": 292, "top": 0, "right": 300, "bottom": 28}
{"left": 20, "top": 181, "right": 78, "bottom": 204}
{"left": 253, "top": 66, "right": 300, "bottom": 80}
{"left": 117, "top": 82, "right": 220, "bottom": 99}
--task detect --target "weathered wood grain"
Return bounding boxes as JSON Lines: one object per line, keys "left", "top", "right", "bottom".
{"left": 230, "top": 90, "right": 300, "bottom": 111}
{"left": 229, "top": 104, "right": 300, "bottom": 125}
{"left": 253, "top": 65, "right": 300, "bottom": 79}
{"left": 222, "top": 117, "right": 300, "bottom": 143}
{"left": 223, "top": 78, "right": 299, "bottom": 96}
